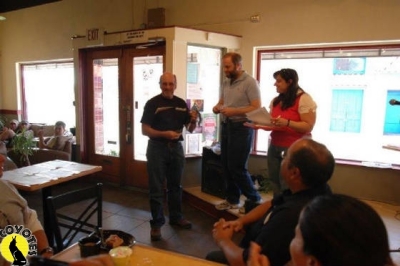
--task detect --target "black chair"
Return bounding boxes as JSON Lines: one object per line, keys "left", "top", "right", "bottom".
{"left": 46, "top": 183, "right": 103, "bottom": 253}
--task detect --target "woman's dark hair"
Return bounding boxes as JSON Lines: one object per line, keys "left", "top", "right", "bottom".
{"left": 272, "top": 68, "right": 303, "bottom": 110}
{"left": 300, "top": 194, "right": 393, "bottom": 266}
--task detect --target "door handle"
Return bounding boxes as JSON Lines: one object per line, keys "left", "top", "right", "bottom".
{"left": 126, "top": 120, "right": 132, "bottom": 144}
{"left": 126, "top": 133, "right": 132, "bottom": 144}
{"left": 123, "top": 105, "right": 132, "bottom": 144}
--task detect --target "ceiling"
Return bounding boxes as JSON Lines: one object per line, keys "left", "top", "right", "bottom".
{"left": 0, "top": 0, "right": 61, "bottom": 13}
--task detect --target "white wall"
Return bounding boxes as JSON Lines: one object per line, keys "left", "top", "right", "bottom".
{"left": 0, "top": 0, "right": 399, "bottom": 203}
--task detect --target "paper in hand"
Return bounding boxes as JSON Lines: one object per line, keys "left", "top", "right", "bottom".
{"left": 246, "top": 107, "right": 273, "bottom": 126}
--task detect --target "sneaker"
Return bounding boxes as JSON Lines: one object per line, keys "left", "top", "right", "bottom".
{"left": 150, "top": 227, "right": 161, "bottom": 241}
{"left": 215, "top": 200, "right": 240, "bottom": 211}
{"left": 169, "top": 218, "right": 192, "bottom": 229}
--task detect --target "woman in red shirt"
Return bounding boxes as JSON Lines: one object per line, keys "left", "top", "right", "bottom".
{"left": 266, "top": 69, "right": 317, "bottom": 195}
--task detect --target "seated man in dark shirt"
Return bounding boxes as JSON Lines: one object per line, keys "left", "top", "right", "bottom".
{"left": 206, "top": 138, "right": 335, "bottom": 266}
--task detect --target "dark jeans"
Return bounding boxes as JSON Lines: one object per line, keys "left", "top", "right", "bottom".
{"left": 267, "top": 144, "right": 288, "bottom": 196}
{"left": 220, "top": 122, "right": 261, "bottom": 204}
{"left": 146, "top": 140, "right": 185, "bottom": 228}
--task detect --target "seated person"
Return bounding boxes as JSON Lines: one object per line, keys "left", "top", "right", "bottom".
{"left": 18, "top": 120, "right": 34, "bottom": 138}
{"left": 0, "top": 120, "right": 33, "bottom": 148}
{"left": 0, "top": 119, "right": 19, "bottom": 143}
{"left": 38, "top": 121, "right": 73, "bottom": 151}
{"left": 0, "top": 154, "right": 53, "bottom": 266}
{"left": 247, "top": 194, "right": 395, "bottom": 266}
{"left": 206, "top": 138, "right": 335, "bottom": 266}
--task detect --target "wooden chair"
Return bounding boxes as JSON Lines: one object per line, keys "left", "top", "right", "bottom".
{"left": 46, "top": 183, "right": 103, "bottom": 253}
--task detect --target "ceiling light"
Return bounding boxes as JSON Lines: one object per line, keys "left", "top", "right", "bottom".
{"left": 0, "top": 16, "right": 6, "bottom": 21}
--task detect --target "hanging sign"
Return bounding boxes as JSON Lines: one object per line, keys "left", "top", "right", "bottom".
{"left": 86, "top": 28, "right": 104, "bottom": 46}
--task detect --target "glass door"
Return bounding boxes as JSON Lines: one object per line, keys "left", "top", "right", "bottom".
{"left": 133, "top": 56, "right": 163, "bottom": 161}
{"left": 83, "top": 45, "right": 165, "bottom": 188}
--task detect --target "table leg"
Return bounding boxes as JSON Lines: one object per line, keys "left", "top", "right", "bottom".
{"left": 42, "top": 187, "right": 53, "bottom": 247}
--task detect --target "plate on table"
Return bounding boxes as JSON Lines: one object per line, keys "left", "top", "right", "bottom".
{"left": 99, "top": 229, "right": 136, "bottom": 251}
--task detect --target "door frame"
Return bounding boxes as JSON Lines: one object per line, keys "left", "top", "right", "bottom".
{"left": 78, "top": 44, "right": 166, "bottom": 187}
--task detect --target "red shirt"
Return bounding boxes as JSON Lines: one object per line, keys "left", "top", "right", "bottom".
{"left": 270, "top": 94, "right": 311, "bottom": 147}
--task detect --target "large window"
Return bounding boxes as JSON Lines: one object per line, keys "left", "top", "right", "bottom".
{"left": 185, "top": 45, "right": 222, "bottom": 155}
{"left": 21, "top": 61, "right": 76, "bottom": 129}
{"left": 256, "top": 46, "right": 400, "bottom": 167}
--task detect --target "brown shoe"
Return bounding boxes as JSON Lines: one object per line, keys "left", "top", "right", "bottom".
{"left": 150, "top": 227, "right": 161, "bottom": 241}
{"left": 169, "top": 218, "right": 192, "bottom": 229}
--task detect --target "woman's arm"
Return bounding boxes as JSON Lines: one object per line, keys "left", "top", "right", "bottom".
{"left": 286, "top": 110, "right": 316, "bottom": 133}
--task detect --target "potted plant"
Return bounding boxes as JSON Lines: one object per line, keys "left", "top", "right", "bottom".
{"left": 11, "top": 130, "right": 36, "bottom": 166}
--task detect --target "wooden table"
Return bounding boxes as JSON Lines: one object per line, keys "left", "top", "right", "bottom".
{"left": 2, "top": 160, "right": 102, "bottom": 245}
{"left": 52, "top": 242, "right": 225, "bottom": 266}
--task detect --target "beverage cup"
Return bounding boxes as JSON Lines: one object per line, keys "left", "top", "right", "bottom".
{"left": 109, "top": 246, "right": 132, "bottom": 266}
{"left": 78, "top": 235, "right": 101, "bottom": 258}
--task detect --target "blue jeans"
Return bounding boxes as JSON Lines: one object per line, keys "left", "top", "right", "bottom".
{"left": 267, "top": 144, "right": 288, "bottom": 195}
{"left": 220, "top": 122, "right": 261, "bottom": 204}
{"left": 146, "top": 140, "right": 185, "bottom": 228}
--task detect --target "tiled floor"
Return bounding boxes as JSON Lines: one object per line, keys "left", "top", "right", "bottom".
{"left": 21, "top": 179, "right": 222, "bottom": 260}
{"left": 21, "top": 179, "right": 400, "bottom": 264}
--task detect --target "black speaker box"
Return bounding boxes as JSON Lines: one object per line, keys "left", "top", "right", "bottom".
{"left": 201, "top": 147, "right": 227, "bottom": 199}
{"left": 147, "top": 8, "right": 165, "bottom": 29}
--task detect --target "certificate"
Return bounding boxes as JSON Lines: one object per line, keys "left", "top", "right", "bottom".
{"left": 246, "top": 107, "right": 273, "bottom": 126}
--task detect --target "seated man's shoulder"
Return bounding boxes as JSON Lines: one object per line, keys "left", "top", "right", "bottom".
{"left": 63, "top": 130, "right": 73, "bottom": 137}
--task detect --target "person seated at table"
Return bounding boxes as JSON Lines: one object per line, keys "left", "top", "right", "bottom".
{"left": 0, "top": 154, "right": 53, "bottom": 266}
{"left": 38, "top": 121, "right": 73, "bottom": 151}
{"left": 0, "top": 119, "right": 19, "bottom": 143}
{"left": 246, "top": 194, "right": 394, "bottom": 266}
{"left": 206, "top": 138, "right": 334, "bottom": 266}
{"left": 0, "top": 120, "right": 33, "bottom": 148}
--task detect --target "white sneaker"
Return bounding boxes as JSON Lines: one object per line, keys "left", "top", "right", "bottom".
{"left": 215, "top": 201, "right": 239, "bottom": 210}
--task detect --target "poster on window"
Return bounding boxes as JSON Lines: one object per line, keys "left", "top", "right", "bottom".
{"left": 186, "top": 133, "right": 202, "bottom": 154}
{"left": 202, "top": 113, "right": 218, "bottom": 144}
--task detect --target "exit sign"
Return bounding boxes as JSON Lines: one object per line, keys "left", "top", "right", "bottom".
{"left": 86, "top": 28, "right": 104, "bottom": 46}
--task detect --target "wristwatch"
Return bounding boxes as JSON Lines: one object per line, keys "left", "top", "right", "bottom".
{"left": 40, "top": 246, "right": 54, "bottom": 256}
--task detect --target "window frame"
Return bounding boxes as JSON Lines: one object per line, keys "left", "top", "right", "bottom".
{"left": 20, "top": 60, "right": 75, "bottom": 126}
{"left": 254, "top": 44, "right": 400, "bottom": 169}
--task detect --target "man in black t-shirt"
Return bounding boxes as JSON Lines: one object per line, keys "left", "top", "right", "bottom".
{"left": 141, "top": 72, "right": 198, "bottom": 241}
{"left": 206, "top": 138, "right": 335, "bottom": 266}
